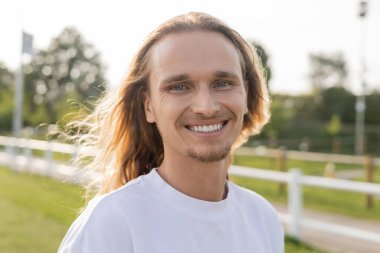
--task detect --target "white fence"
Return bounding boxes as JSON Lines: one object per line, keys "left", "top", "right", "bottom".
{"left": 0, "top": 136, "right": 95, "bottom": 181}
{"left": 1, "top": 136, "right": 380, "bottom": 245}
{"left": 235, "top": 146, "right": 380, "bottom": 166}
{"left": 230, "top": 165, "right": 380, "bottom": 244}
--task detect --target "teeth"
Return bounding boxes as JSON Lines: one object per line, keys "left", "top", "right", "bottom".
{"left": 190, "top": 123, "right": 224, "bottom": 133}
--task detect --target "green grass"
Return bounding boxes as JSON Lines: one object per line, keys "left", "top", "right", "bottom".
{"left": 233, "top": 155, "right": 380, "bottom": 219}
{"left": 232, "top": 155, "right": 380, "bottom": 219}
{"left": 285, "top": 237, "right": 327, "bottom": 253}
{"left": 231, "top": 174, "right": 380, "bottom": 220}
{"left": 0, "top": 166, "right": 84, "bottom": 253}
{"left": 0, "top": 166, "right": 325, "bottom": 253}
{"left": 31, "top": 149, "right": 73, "bottom": 162}
{"left": 233, "top": 155, "right": 371, "bottom": 176}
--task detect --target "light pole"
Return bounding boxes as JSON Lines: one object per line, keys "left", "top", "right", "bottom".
{"left": 13, "top": 32, "right": 33, "bottom": 138}
{"left": 355, "top": 0, "right": 368, "bottom": 155}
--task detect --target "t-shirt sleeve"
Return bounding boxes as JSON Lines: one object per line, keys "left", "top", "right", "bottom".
{"left": 58, "top": 198, "right": 134, "bottom": 253}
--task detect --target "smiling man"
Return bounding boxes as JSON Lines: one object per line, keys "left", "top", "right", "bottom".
{"left": 58, "top": 12, "right": 284, "bottom": 253}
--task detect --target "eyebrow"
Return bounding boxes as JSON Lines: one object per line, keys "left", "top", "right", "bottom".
{"left": 161, "top": 71, "right": 240, "bottom": 85}
{"left": 214, "top": 70, "right": 240, "bottom": 80}
{"left": 162, "top": 74, "right": 190, "bottom": 85}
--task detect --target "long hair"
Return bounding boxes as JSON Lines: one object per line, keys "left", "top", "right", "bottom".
{"left": 67, "top": 12, "right": 270, "bottom": 196}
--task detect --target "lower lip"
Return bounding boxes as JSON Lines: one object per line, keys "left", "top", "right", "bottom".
{"left": 186, "top": 122, "right": 228, "bottom": 137}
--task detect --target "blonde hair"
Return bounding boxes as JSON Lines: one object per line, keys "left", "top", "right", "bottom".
{"left": 67, "top": 12, "right": 270, "bottom": 196}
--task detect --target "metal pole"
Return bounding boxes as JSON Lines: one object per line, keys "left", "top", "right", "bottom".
{"left": 355, "top": 0, "right": 368, "bottom": 155}
{"left": 13, "top": 31, "right": 33, "bottom": 138}
{"left": 12, "top": 35, "right": 24, "bottom": 138}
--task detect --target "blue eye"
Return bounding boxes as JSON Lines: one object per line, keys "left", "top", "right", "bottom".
{"left": 214, "top": 80, "right": 232, "bottom": 90}
{"left": 169, "top": 84, "right": 189, "bottom": 93}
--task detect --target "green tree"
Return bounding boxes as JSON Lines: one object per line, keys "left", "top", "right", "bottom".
{"left": 308, "top": 52, "right": 347, "bottom": 92}
{"left": 365, "top": 91, "right": 380, "bottom": 124}
{"left": 326, "top": 114, "right": 342, "bottom": 136}
{"left": 261, "top": 94, "right": 295, "bottom": 140}
{"left": 0, "top": 62, "right": 14, "bottom": 132}
{"left": 292, "top": 94, "right": 318, "bottom": 120}
{"left": 315, "top": 86, "right": 355, "bottom": 123}
{"left": 24, "top": 27, "right": 107, "bottom": 126}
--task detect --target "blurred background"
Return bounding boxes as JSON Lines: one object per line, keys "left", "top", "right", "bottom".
{"left": 0, "top": 0, "right": 379, "bottom": 253}
{"left": 1, "top": 0, "right": 379, "bottom": 155}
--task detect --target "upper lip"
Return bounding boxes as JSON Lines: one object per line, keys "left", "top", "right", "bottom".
{"left": 185, "top": 120, "right": 228, "bottom": 127}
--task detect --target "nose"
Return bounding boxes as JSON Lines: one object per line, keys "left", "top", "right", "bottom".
{"left": 190, "top": 87, "right": 220, "bottom": 117}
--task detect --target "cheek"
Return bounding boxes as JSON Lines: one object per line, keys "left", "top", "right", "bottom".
{"left": 154, "top": 96, "right": 187, "bottom": 124}
{"left": 225, "top": 90, "right": 248, "bottom": 115}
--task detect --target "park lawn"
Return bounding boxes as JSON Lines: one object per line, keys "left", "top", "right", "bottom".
{"left": 285, "top": 237, "right": 327, "bottom": 253}
{"left": 0, "top": 166, "right": 84, "bottom": 253}
{"left": 0, "top": 166, "right": 326, "bottom": 253}
{"left": 231, "top": 175, "right": 380, "bottom": 220}
{"left": 31, "top": 149, "right": 73, "bottom": 162}
{"left": 233, "top": 154, "right": 380, "bottom": 181}
{"left": 232, "top": 155, "right": 380, "bottom": 220}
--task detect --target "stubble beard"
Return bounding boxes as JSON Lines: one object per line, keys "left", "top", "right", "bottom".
{"left": 186, "top": 142, "right": 231, "bottom": 163}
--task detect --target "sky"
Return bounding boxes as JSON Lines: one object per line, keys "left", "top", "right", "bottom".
{"left": 1, "top": 0, "right": 380, "bottom": 95}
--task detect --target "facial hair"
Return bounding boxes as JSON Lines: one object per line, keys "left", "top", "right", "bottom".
{"left": 181, "top": 111, "right": 237, "bottom": 163}
{"left": 186, "top": 141, "right": 231, "bottom": 163}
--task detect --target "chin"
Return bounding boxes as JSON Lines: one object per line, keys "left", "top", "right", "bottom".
{"left": 187, "top": 146, "right": 231, "bottom": 163}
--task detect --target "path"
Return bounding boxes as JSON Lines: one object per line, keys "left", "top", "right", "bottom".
{"left": 273, "top": 204, "right": 380, "bottom": 253}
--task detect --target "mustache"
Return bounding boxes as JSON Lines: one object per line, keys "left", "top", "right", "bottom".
{"left": 179, "top": 112, "right": 233, "bottom": 124}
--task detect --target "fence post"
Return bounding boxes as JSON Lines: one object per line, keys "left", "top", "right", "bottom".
{"left": 23, "top": 141, "right": 32, "bottom": 172}
{"left": 288, "top": 168, "right": 303, "bottom": 241}
{"left": 72, "top": 144, "right": 79, "bottom": 165}
{"left": 12, "top": 137, "right": 20, "bottom": 171}
{"left": 365, "top": 155, "right": 373, "bottom": 209}
{"left": 5, "top": 138, "right": 16, "bottom": 169}
{"left": 277, "top": 148, "right": 287, "bottom": 194}
{"left": 45, "top": 141, "right": 53, "bottom": 176}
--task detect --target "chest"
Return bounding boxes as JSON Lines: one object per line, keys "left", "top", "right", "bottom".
{"left": 128, "top": 208, "right": 271, "bottom": 253}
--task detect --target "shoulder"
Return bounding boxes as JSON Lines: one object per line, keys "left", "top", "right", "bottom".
{"left": 58, "top": 176, "right": 148, "bottom": 253}
{"left": 228, "top": 182, "right": 284, "bottom": 252}
{"left": 229, "top": 181, "right": 277, "bottom": 215}
{"left": 76, "top": 175, "right": 147, "bottom": 221}
{"left": 80, "top": 173, "right": 154, "bottom": 222}
{"left": 228, "top": 181, "right": 283, "bottom": 232}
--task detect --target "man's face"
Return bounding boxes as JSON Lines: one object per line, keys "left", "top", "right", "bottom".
{"left": 144, "top": 31, "right": 248, "bottom": 163}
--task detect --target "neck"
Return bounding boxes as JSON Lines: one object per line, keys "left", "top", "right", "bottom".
{"left": 157, "top": 154, "right": 230, "bottom": 202}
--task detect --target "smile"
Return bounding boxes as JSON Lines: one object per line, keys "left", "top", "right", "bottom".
{"left": 186, "top": 121, "right": 227, "bottom": 133}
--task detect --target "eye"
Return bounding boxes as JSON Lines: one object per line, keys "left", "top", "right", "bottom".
{"left": 168, "top": 84, "right": 189, "bottom": 93}
{"left": 214, "top": 80, "right": 232, "bottom": 90}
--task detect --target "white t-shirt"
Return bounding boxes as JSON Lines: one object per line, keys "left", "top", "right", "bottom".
{"left": 58, "top": 168, "right": 284, "bottom": 253}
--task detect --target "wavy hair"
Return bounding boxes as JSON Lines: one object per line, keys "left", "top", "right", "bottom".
{"left": 67, "top": 12, "right": 270, "bottom": 196}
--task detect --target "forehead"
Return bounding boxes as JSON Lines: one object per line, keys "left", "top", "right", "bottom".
{"left": 148, "top": 31, "right": 243, "bottom": 84}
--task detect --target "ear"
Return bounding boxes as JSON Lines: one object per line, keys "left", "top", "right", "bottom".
{"left": 243, "top": 102, "right": 248, "bottom": 115}
{"left": 143, "top": 92, "right": 156, "bottom": 123}
{"left": 244, "top": 80, "right": 249, "bottom": 114}
{"left": 244, "top": 103, "right": 248, "bottom": 115}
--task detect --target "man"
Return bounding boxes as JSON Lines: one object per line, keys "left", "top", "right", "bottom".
{"left": 58, "top": 12, "right": 284, "bottom": 253}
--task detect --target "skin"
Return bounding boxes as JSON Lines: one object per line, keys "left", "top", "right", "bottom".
{"left": 144, "top": 31, "right": 248, "bottom": 202}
